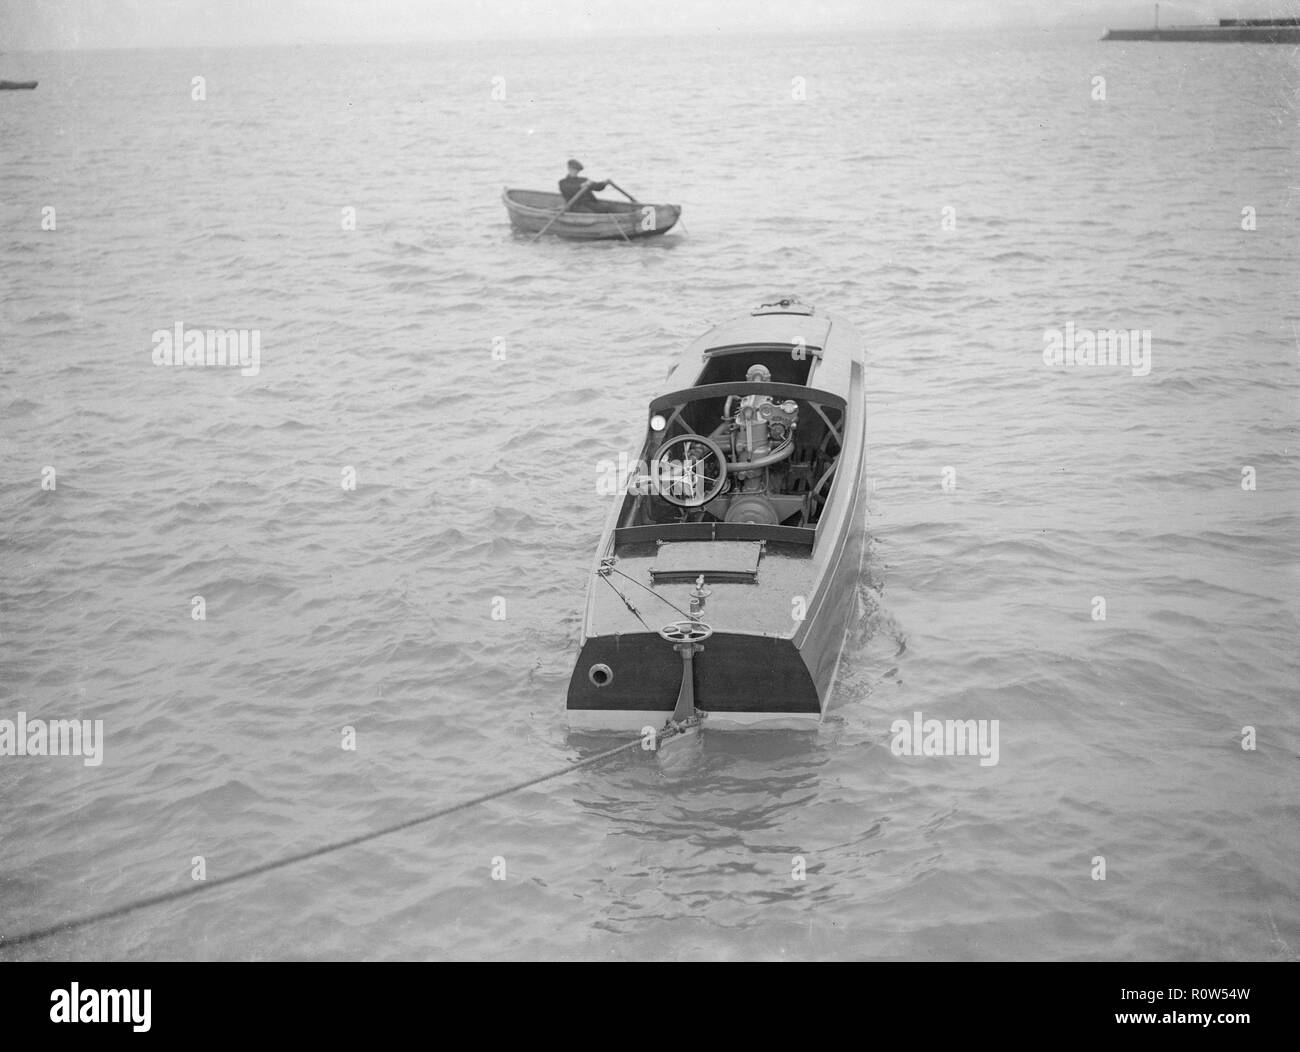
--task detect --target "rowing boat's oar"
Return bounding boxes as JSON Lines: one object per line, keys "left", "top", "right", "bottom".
{"left": 531, "top": 183, "right": 591, "bottom": 242}
{"left": 606, "top": 179, "right": 640, "bottom": 204}
{"left": 605, "top": 180, "right": 648, "bottom": 242}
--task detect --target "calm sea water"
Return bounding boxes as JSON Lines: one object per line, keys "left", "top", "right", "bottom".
{"left": 1, "top": 30, "right": 1297, "bottom": 961}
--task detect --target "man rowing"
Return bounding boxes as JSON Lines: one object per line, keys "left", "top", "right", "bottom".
{"left": 559, "top": 159, "right": 618, "bottom": 212}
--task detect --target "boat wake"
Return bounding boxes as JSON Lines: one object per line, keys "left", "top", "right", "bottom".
{"left": 853, "top": 578, "right": 907, "bottom": 659}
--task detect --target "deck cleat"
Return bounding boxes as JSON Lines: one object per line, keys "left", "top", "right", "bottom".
{"left": 688, "top": 575, "right": 712, "bottom": 621}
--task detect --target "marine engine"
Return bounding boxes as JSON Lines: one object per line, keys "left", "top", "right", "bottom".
{"left": 719, "top": 393, "right": 799, "bottom": 524}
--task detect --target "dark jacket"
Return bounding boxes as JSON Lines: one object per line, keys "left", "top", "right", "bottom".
{"left": 559, "top": 175, "right": 608, "bottom": 211}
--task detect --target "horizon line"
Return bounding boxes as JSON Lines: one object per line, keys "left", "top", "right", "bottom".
{"left": 0, "top": 22, "right": 1114, "bottom": 54}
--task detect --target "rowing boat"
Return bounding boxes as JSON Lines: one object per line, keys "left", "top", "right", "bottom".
{"left": 566, "top": 298, "right": 868, "bottom": 729}
{"left": 502, "top": 188, "right": 680, "bottom": 240}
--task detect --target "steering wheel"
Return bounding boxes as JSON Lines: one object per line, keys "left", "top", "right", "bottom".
{"left": 653, "top": 434, "right": 728, "bottom": 507}
{"left": 659, "top": 620, "right": 714, "bottom": 643}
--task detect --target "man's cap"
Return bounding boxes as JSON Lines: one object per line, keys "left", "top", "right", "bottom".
{"left": 567, "top": 159, "right": 584, "bottom": 171}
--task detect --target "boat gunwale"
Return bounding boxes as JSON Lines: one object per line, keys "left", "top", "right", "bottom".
{"left": 502, "top": 187, "right": 679, "bottom": 218}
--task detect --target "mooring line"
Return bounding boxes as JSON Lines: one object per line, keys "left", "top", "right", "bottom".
{"left": 1, "top": 731, "right": 668, "bottom": 950}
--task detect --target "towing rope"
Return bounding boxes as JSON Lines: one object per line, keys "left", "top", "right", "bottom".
{"left": 0, "top": 726, "right": 692, "bottom": 950}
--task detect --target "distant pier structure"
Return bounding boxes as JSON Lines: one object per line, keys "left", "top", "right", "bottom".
{"left": 1103, "top": 6, "right": 1300, "bottom": 42}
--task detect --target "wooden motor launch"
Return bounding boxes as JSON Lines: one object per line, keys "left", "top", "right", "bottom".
{"left": 567, "top": 298, "right": 868, "bottom": 729}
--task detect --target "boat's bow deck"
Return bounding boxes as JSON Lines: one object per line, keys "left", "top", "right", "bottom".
{"left": 590, "top": 539, "right": 814, "bottom": 639}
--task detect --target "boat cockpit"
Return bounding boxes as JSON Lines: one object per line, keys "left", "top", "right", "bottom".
{"left": 615, "top": 361, "right": 846, "bottom": 548}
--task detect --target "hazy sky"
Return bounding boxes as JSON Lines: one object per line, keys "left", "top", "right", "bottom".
{"left": 0, "top": 0, "right": 1289, "bottom": 50}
